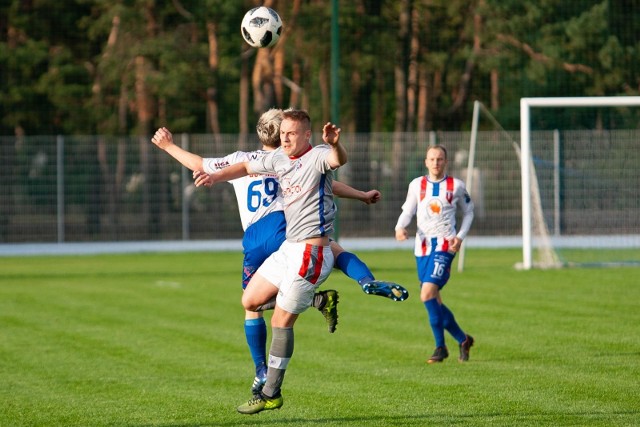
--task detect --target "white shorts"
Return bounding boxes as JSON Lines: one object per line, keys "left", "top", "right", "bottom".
{"left": 257, "top": 240, "right": 335, "bottom": 314}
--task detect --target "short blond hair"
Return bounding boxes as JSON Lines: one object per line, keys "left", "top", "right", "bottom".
{"left": 282, "top": 108, "right": 311, "bottom": 129}
{"left": 256, "top": 108, "right": 283, "bottom": 148}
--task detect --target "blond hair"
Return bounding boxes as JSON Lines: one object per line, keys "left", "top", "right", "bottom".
{"left": 256, "top": 108, "right": 283, "bottom": 148}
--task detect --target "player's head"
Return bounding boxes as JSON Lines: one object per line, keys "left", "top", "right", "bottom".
{"left": 256, "top": 108, "right": 283, "bottom": 149}
{"left": 425, "top": 145, "right": 448, "bottom": 179}
{"left": 280, "top": 108, "right": 312, "bottom": 157}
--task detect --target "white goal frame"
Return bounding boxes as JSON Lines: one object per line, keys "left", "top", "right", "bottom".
{"left": 520, "top": 96, "right": 640, "bottom": 270}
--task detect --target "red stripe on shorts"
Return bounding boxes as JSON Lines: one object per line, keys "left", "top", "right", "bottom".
{"left": 298, "top": 244, "right": 324, "bottom": 284}
{"left": 298, "top": 244, "right": 312, "bottom": 279}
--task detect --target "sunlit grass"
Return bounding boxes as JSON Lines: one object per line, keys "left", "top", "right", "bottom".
{"left": 1, "top": 249, "right": 638, "bottom": 426}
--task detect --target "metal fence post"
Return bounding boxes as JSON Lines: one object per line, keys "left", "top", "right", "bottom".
{"left": 181, "top": 133, "right": 190, "bottom": 240}
{"left": 56, "top": 135, "right": 65, "bottom": 243}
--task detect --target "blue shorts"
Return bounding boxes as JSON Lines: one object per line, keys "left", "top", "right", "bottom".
{"left": 416, "top": 251, "right": 455, "bottom": 288}
{"left": 241, "top": 211, "right": 286, "bottom": 289}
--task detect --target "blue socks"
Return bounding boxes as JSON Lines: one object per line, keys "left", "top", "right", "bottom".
{"left": 441, "top": 304, "right": 467, "bottom": 343}
{"left": 244, "top": 317, "right": 267, "bottom": 373}
{"left": 424, "top": 299, "right": 445, "bottom": 347}
{"left": 335, "top": 251, "right": 374, "bottom": 285}
{"left": 424, "top": 299, "right": 466, "bottom": 346}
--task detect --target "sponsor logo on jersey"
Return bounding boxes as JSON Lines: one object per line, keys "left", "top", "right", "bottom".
{"left": 213, "top": 160, "right": 230, "bottom": 168}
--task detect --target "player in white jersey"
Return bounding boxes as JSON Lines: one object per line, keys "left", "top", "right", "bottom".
{"left": 152, "top": 109, "right": 407, "bottom": 410}
{"left": 194, "top": 109, "right": 356, "bottom": 414}
{"left": 395, "top": 145, "right": 475, "bottom": 364}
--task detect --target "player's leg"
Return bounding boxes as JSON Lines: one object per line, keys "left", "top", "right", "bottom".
{"left": 330, "top": 241, "right": 409, "bottom": 301}
{"left": 417, "top": 251, "right": 454, "bottom": 363}
{"left": 240, "top": 212, "right": 285, "bottom": 394}
{"left": 421, "top": 283, "right": 449, "bottom": 363}
{"left": 242, "top": 273, "right": 280, "bottom": 312}
{"left": 238, "top": 241, "right": 333, "bottom": 414}
{"left": 244, "top": 310, "right": 268, "bottom": 394}
{"left": 440, "top": 304, "right": 474, "bottom": 362}
{"left": 236, "top": 306, "right": 299, "bottom": 414}
{"left": 263, "top": 243, "right": 332, "bottom": 402}
{"left": 237, "top": 306, "right": 296, "bottom": 414}
{"left": 241, "top": 256, "right": 270, "bottom": 395}
{"left": 238, "top": 271, "right": 284, "bottom": 409}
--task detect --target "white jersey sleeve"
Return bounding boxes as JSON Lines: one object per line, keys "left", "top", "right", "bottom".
{"left": 202, "top": 150, "right": 284, "bottom": 231}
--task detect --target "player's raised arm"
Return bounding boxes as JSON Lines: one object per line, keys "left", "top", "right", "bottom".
{"left": 151, "top": 127, "right": 204, "bottom": 172}
{"left": 323, "top": 122, "right": 347, "bottom": 168}
{"left": 193, "top": 161, "right": 251, "bottom": 187}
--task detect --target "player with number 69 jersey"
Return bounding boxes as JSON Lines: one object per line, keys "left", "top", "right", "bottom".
{"left": 203, "top": 151, "right": 282, "bottom": 232}
{"left": 151, "top": 109, "right": 408, "bottom": 403}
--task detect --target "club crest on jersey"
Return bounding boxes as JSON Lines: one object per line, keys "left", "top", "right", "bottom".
{"left": 427, "top": 198, "right": 444, "bottom": 217}
{"left": 446, "top": 191, "right": 453, "bottom": 204}
{"left": 290, "top": 158, "right": 303, "bottom": 171}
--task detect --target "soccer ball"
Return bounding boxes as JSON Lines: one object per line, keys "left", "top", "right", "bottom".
{"left": 241, "top": 7, "right": 282, "bottom": 48}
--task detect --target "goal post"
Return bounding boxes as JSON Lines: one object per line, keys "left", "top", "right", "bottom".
{"left": 459, "top": 100, "right": 561, "bottom": 272}
{"left": 520, "top": 96, "right": 640, "bottom": 269}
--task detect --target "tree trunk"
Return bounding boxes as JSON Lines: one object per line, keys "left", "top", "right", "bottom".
{"left": 406, "top": 5, "right": 420, "bottom": 132}
{"left": 239, "top": 48, "right": 251, "bottom": 150}
{"left": 93, "top": 14, "right": 125, "bottom": 236}
{"left": 252, "top": 49, "right": 275, "bottom": 115}
{"left": 417, "top": 63, "right": 430, "bottom": 132}
{"left": 448, "top": 4, "right": 482, "bottom": 119}
{"left": 206, "top": 20, "right": 223, "bottom": 152}
{"left": 391, "top": 0, "right": 412, "bottom": 224}
{"left": 491, "top": 68, "right": 499, "bottom": 110}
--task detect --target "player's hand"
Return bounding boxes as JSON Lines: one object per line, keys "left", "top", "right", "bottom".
{"left": 449, "top": 237, "right": 463, "bottom": 252}
{"left": 322, "top": 122, "right": 341, "bottom": 146}
{"left": 151, "top": 127, "right": 174, "bottom": 150}
{"left": 193, "top": 170, "right": 214, "bottom": 187}
{"left": 362, "top": 190, "right": 381, "bottom": 205}
{"left": 395, "top": 228, "right": 408, "bottom": 241}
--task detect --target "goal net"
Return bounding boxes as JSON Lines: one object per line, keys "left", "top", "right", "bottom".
{"left": 456, "top": 101, "right": 561, "bottom": 271}
{"left": 520, "top": 96, "right": 640, "bottom": 269}
{"left": 458, "top": 98, "right": 640, "bottom": 270}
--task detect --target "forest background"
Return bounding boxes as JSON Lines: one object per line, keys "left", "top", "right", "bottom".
{"left": 2, "top": 0, "right": 640, "bottom": 138}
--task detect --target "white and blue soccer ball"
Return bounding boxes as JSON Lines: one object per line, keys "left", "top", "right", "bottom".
{"left": 241, "top": 7, "right": 282, "bottom": 48}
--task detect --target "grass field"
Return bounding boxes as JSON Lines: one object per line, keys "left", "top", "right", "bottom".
{"left": 1, "top": 248, "right": 639, "bottom": 426}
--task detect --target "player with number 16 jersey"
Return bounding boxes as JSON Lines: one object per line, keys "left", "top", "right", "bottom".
{"left": 396, "top": 173, "right": 474, "bottom": 257}
{"left": 395, "top": 145, "right": 475, "bottom": 365}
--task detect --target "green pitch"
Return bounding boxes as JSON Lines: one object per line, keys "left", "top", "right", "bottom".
{"left": 1, "top": 249, "right": 638, "bottom": 426}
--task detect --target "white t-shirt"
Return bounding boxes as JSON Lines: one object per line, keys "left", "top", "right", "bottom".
{"left": 203, "top": 150, "right": 284, "bottom": 231}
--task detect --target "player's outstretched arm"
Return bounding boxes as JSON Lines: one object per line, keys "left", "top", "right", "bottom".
{"left": 193, "top": 161, "right": 251, "bottom": 187}
{"left": 332, "top": 181, "right": 381, "bottom": 205}
{"left": 151, "top": 127, "right": 204, "bottom": 172}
